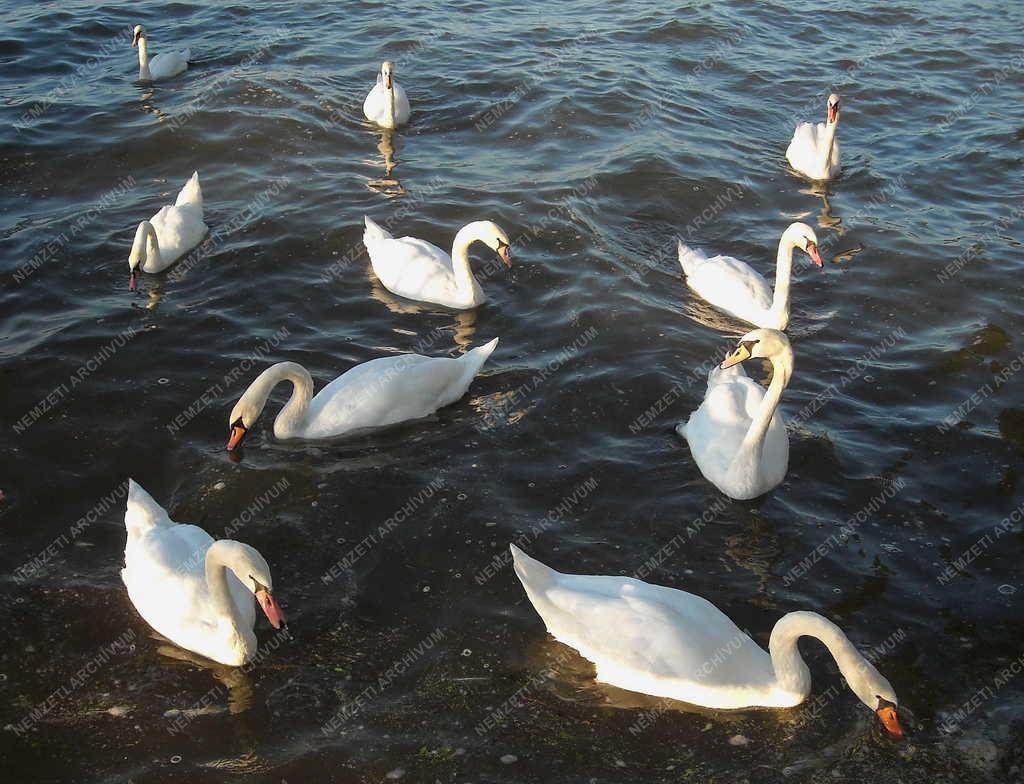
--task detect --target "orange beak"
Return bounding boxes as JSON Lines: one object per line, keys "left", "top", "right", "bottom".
{"left": 720, "top": 343, "right": 752, "bottom": 369}
{"left": 806, "top": 241, "right": 824, "bottom": 268}
{"left": 226, "top": 423, "right": 248, "bottom": 451}
{"left": 131, "top": 31, "right": 140, "bottom": 48}
{"left": 256, "top": 589, "right": 285, "bottom": 629}
{"left": 498, "top": 245, "right": 512, "bottom": 268}
{"left": 876, "top": 704, "right": 904, "bottom": 737}
{"left": 828, "top": 103, "right": 838, "bottom": 124}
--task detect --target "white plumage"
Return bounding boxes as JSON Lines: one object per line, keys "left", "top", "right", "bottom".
{"left": 127, "top": 171, "right": 207, "bottom": 289}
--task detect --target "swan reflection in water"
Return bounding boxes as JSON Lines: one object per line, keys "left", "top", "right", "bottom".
{"left": 366, "top": 129, "right": 406, "bottom": 196}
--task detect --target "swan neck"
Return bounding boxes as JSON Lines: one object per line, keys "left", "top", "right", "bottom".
{"left": 384, "top": 83, "right": 396, "bottom": 127}
{"left": 450, "top": 225, "right": 481, "bottom": 297}
{"left": 243, "top": 362, "right": 314, "bottom": 439}
{"left": 736, "top": 349, "right": 791, "bottom": 462}
{"left": 768, "top": 611, "right": 867, "bottom": 699}
{"left": 768, "top": 237, "right": 796, "bottom": 327}
{"left": 205, "top": 545, "right": 245, "bottom": 631}
{"left": 130, "top": 221, "right": 161, "bottom": 270}
{"left": 137, "top": 39, "right": 151, "bottom": 80}
{"left": 822, "top": 117, "right": 839, "bottom": 164}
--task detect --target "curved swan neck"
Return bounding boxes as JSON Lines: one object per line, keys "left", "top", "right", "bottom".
{"left": 768, "top": 236, "right": 797, "bottom": 328}
{"left": 137, "top": 38, "right": 151, "bottom": 81}
{"left": 768, "top": 611, "right": 870, "bottom": 699}
{"left": 130, "top": 221, "right": 161, "bottom": 270}
{"left": 241, "top": 362, "right": 314, "bottom": 438}
{"left": 204, "top": 542, "right": 246, "bottom": 631}
{"left": 735, "top": 348, "right": 792, "bottom": 462}
{"left": 450, "top": 224, "right": 484, "bottom": 297}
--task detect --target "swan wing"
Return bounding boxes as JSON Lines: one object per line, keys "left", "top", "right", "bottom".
{"left": 366, "top": 234, "right": 464, "bottom": 305}
{"left": 685, "top": 254, "right": 774, "bottom": 321}
{"left": 512, "top": 547, "right": 774, "bottom": 702}
{"left": 302, "top": 339, "right": 497, "bottom": 438}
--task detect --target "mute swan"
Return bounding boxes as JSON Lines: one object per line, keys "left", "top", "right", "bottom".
{"left": 226, "top": 338, "right": 498, "bottom": 449}
{"left": 131, "top": 25, "right": 190, "bottom": 82}
{"left": 786, "top": 93, "right": 841, "bottom": 181}
{"left": 363, "top": 217, "right": 512, "bottom": 309}
{"left": 127, "top": 171, "right": 208, "bottom": 290}
{"left": 678, "top": 223, "right": 824, "bottom": 331}
{"left": 510, "top": 544, "right": 904, "bottom": 736}
{"left": 678, "top": 329, "right": 792, "bottom": 500}
{"left": 363, "top": 61, "right": 411, "bottom": 129}
{"left": 121, "top": 480, "right": 285, "bottom": 667}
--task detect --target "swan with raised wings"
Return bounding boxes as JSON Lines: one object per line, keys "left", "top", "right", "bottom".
{"left": 679, "top": 329, "right": 792, "bottom": 500}
{"left": 121, "top": 480, "right": 285, "bottom": 666}
{"left": 363, "top": 61, "right": 411, "bottom": 129}
{"left": 127, "top": 171, "right": 208, "bottom": 290}
{"left": 131, "top": 25, "right": 190, "bottom": 82}
{"left": 226, "top": 338, "right": 498, "bottom": 449}
{"left": 510, "top": 544, "right": 904, "bottom": 736}
{"left": 363, "top": 217, "right": 512, "bottom": 309}
{"left": 786, "top": 93, "right": 841, "bottom": 181}
{"left": 678, "top": 223, "right": 824, "bottom": 331}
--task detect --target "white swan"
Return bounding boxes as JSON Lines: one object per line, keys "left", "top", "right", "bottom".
{"left": 363, "top": 217, "right": 512, "bottom": 309}
{"left": 226, "top": 338, "right": 499, "bottom": 449}
{"left": 678, "top": 223, "right": 823, "bottom": 331}
{"left": 678, "top": 329, "right": 791, "bottom": 500}
{"left": 127, "top": 171, "right": 208, "bottom": 290}
{"left": 510, "top": 544, "right": 904, "bottom": 736}
{"left": 363, "top": 61, "right": 411, "bottom": 129}
{"left": 786, "top": 93, "right": 841, "bottom": 180}
{"left": 121, "top": 480, "right": 285, "bottom": 667}
{"left": 132, "top": 25, "right": 190, "bottom": 82}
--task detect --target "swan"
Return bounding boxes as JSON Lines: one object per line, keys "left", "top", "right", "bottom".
{"left": 363, "top": 61, "right": 411, "bottom": 129}
{"left": 131, "top": 25, "right": 190, "bottom": 82}
{"left": 786, "top": 93, "right": 841, "bottom": 180}
{"left": 510, "top": 544, "right": 904, "bottom": 736}
{"left": 678, "top": 329, "right": 791, "bottom": 500}
{"left": 127, "top": 171, "right": 208, "bottom": 290}
{"left": 678, "top": 223, "right": 824, "bottom": 331}
{"left": 226, "top": 338, "right": 499, "bottom": 449}
{"left": 121, "top": 480, "right": 285, "bottom": 667}
{"left": 363, "top": 217, "right": 512, "bottom": 309}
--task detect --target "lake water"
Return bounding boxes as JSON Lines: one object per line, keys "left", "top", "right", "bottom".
{"left": 2, "top": 1, "right": 1023, "bottom": 781}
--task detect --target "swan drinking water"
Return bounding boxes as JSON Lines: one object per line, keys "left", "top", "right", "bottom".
{"left": 510, "top": 544, "right": 904, "bottom": 736}
{"left": 131, "top": 25, "right": 190, "bottom": 82}
{"left": 678, "top": 223, "right": 824, "bottom": 331}
{"left": 678, "top": 329, "right": 792, "bottom": 500}
{"left": 121, "top": 480, "right": 285, "bottom": 666}
{"left": 127, "top": 171, "right": 208, "bottom": 290}
{"left": 786, "top": 93, "right": 841, "bottom": 181}
{"left": 363, "top": 61, "right": 411, "bottom": 129}
{"left": 363, "top": 217, "right": 512, "bottom": 309}
{"left": 226, "top": 338, "right": 499, "bottom": 449}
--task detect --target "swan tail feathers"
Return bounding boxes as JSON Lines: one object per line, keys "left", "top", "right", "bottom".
{"left": 677, "top": 240, "right": 703, "bottom": 278}
{"left": 363, "top": 216, "right": 393, "bottom": 244}
{"left": 176, "top": 171, "right": 202, "bottom": 208}
{"left": 674, "top": 422, "right": 688, "bottom": 441}
{"left": 510, "top": 544, "right": 559, "bottom": 594}
{"left": 124, "top": 479, "right": 171, "bottom": 542}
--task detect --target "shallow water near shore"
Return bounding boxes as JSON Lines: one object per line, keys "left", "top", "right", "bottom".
{"left": 1, "top": 1, "right": 1024, "bottom": 782}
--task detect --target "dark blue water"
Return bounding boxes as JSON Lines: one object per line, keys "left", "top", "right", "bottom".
{"left": 1, "top": 1, "right": 1023, "bottom": 781}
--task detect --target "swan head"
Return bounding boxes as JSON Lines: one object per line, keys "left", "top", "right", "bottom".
{"left": 845, "top": 655, "right": 903, "bottom": 737}
{"left": 380, "top": 60, "right": 395, "bottom": 90}
{"left": 211, "top": 540, "right": 286, "bottom": 629}
{"left": 467, "top": 220, "right": 512, "bottom": 267}
{"left": 720, "top": 328, "right": 792, "bottom": 371}
{"left": 826, "top": 93, "right": 840, "bottom": 124}
{"left": 227, "top": 394, "right": 258, "bottom": 451}
{"left": 783, "top": 222, "right": 824, "bottom": 268}
{"left": 131, "top": 25, "right": 146, "bottom": 48}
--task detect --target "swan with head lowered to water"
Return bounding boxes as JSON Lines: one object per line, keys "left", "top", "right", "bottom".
{"left": 121, "top": 480, "right": 285, "bottom": 667}
{"left": 363, "top": 217, "right": 512, "bottom": 309}
{"left": 126, "top": 171, "right": 208, "bottom": 290}
{"left": 786, "top": 93, "right": 842, "bottom": 181}
{"left": 678, "top": 223, "right": 824, "bottom": 331}
{"left": 509, "top": 544, "right": 904, "bottom": 736}
{"left": 679, "top": 329, "right": 792, "bottom": 500}
{"left": 363, "top": 61, "right": 411, "bottom": 129}
{"left": 226, "top": 338, "right": 499, "bottom": 449}
{"left": 131, "top": 25, "right": 190, "bottom": 82}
